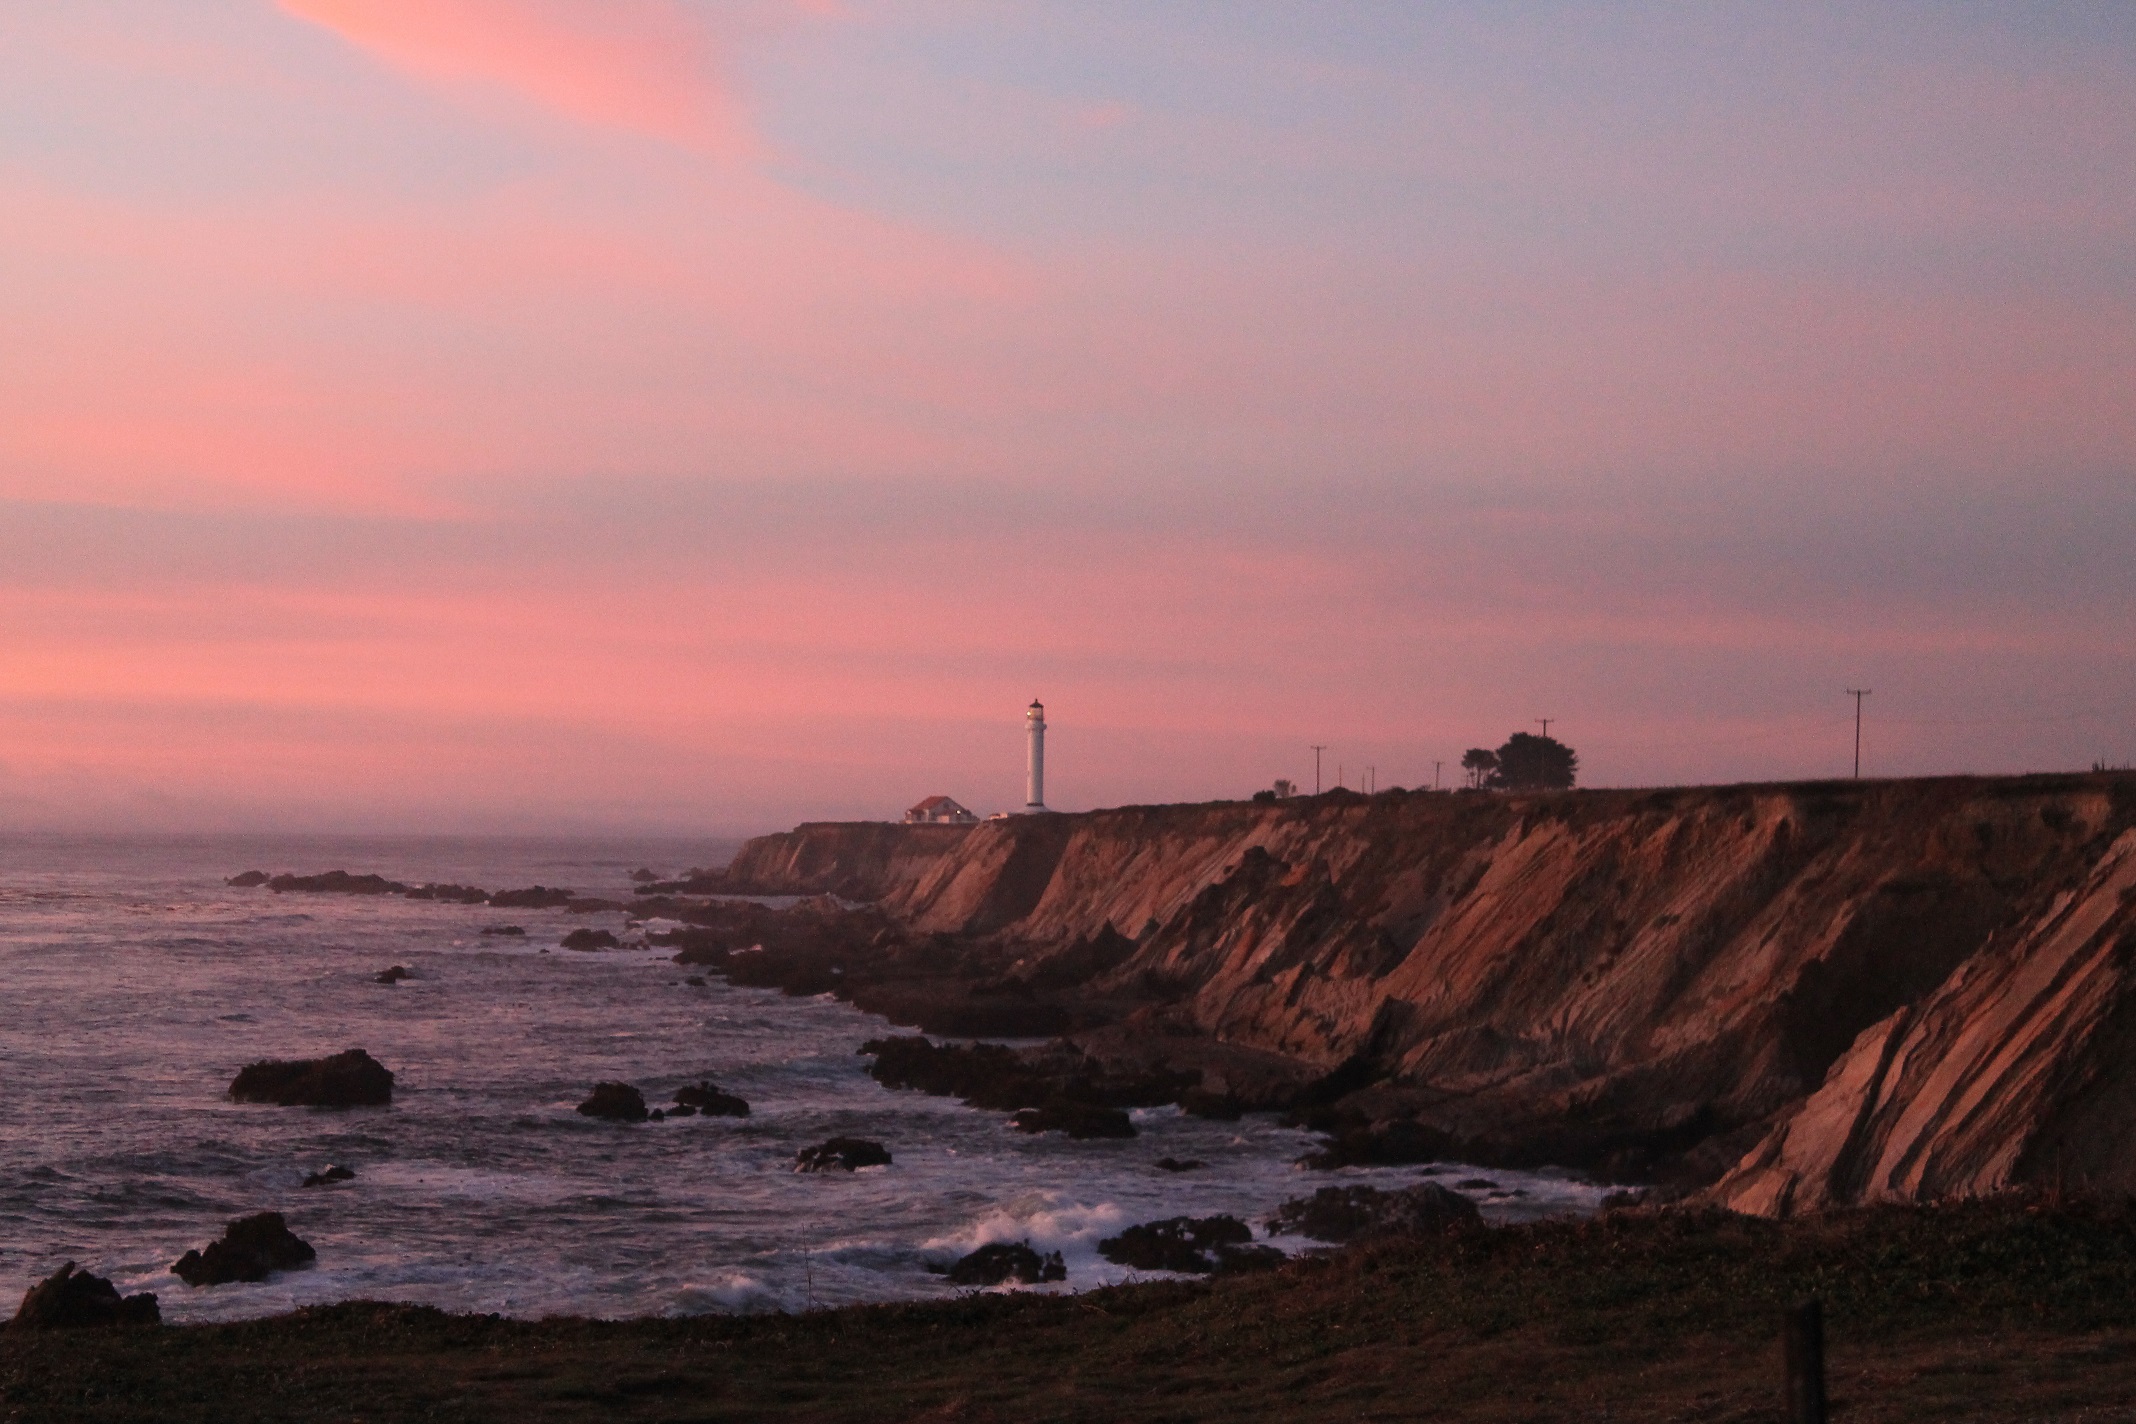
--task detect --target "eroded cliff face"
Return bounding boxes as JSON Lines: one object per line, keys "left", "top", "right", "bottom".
{"left": 725, "top": 775, "right": 2136, "bottom": 1208}
{"left": 1709, "top": 827, "right": 2136, "bottom": 1215}
{"left": 721, "top": 821, "right": 976, "bottom": 901}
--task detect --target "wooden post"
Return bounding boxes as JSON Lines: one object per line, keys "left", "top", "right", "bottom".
{"left": 1784, "top": 1298, "right": 1827, "bottom": 1424}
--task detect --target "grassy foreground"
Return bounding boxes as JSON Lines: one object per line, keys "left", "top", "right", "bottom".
{"left": 10, "top": 1200, "right": 2136, "bottom": 1423}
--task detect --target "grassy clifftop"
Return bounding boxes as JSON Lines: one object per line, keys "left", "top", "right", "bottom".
{"left": 10, "top": 1198, "right": 2136, "bottom": 1422}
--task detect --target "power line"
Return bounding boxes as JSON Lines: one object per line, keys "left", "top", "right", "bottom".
{"left": 1536, "top": 718, "right": 1554, "bottom": 740}
{"left": 1846, "top": 690, "right": 1872, "bottom": 778}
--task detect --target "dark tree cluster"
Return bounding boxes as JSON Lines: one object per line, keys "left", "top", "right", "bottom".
{"left": 1461, "top": 732, "right": 1577, "bottom": 791}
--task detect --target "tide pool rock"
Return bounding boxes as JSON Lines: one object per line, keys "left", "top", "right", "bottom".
{"left": 267, "top": 871, "right": 407, "bottom": 895}
{"left": 1265, "top": 1182, "right": 1481, "bottom": 1243}
{"left": 577, "top": 1082, "right": 648, "bottom": 1122}
{"left": 1010, "top": 1101, "right": 1134, "bottom": 1140}
{"left": 673, "top": 1081, "right": 750, "bottom": 1117}
{"left": 8, "top": 1263, "right": 159, "bottom": 1329}
{"left": 946, "top": 1241, "right": 1065, "bottom": 1286}
{"left": 795, "top": 1137, "right": 891, "bottom": 1172}
{"left": 1097, "top": 1215, "right": 1278, "bottom": 1275}
{"left": 229, "top": 1049, "right": 393, "bottom": 1108}
{"left": 489, "top": 886, "right": 573, "bottom": 909}
{"left": 172, "top": 1213, "right": 316, "bottom": 1287}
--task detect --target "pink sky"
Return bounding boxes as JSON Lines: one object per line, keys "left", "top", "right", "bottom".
{"left": 2, "top": 3, "right": 2132, "bottom": 832}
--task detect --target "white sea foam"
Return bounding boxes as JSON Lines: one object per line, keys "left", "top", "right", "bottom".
{"left": 669, "top": 1271, "right": 780, "bottom": 1315}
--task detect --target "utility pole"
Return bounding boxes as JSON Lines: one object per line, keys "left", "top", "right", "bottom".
{"left": 1536, "top": 718, "right": 1554, "bottom": 741}
{"left": 1311, "top": 745, "right": 1327, "bottom": 795}
{"left": 1367, "top": 765, "right": 1376, "bottom": 794}
{"left": 1846, "top": 690, "right": 1872, "bottom": 779}
{"left": 1433, "top": 760, "right": 1443, "bottom": 791}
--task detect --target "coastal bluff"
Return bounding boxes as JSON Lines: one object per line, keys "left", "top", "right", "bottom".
{"left": 719, "top": 774, "right": 2136, "bottom": 1213}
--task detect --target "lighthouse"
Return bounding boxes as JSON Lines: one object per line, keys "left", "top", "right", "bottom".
{"left": 1024, "top": 700, "right": 1047, "bottom": 812}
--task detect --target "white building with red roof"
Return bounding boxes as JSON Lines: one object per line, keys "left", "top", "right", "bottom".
{"left": 904, "top": 795, "right": 977, "bottom": 824}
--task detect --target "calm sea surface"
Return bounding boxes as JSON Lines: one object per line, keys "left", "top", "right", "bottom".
{"left": 0, "top": 832, "right": 1605, "bottom": 1321}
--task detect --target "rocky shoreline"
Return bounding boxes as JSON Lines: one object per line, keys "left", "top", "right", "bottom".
{"left": 226, "top": 769, "right": 2136, "bottom": 1208}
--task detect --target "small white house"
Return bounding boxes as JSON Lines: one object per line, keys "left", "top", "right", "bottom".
{"left": 905, "top": 795, "right": 978, "bottom": 825}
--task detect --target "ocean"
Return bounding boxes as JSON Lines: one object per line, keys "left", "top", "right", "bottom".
{"left": 0, "top": 832, "right": 1606, "bottom": 1322}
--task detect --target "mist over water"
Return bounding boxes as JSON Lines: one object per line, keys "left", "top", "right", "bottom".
{"left": 0, "top": 834, "right": 1605, "bottom": 1321}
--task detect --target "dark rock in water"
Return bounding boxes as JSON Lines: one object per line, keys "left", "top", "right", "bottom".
{"left": 405, "top": 883, "right": 488, "bottom": 904}
{"left": 946, "top": 1241, "right": 1065, "bottom": 1286}
{"left": 1456, "top": 1178, "right": 1499, "bottom": 1191}
{"left": 225, "top": 871, "right": 270, "bottom": 888}
{"left": 374, "top": 965, "right": 410, "bottom": 984}
{"left": 561, "top": 928, "right": 619, "bottom": 951}
{"left": 267, "top": 870, "right": 409, "bottom": 895}
{"left": 480, "top": 925, "right": 526, "bottom": 937}
{"left": 630, "top": 867, "right": 659, "bottom": 883}
{"left": 648, "top": 1108, "right": 666, "bottom": 1122}
{"left": 489, "top": 885, "right": 573, "bottom": 909}
{"left": 796, "top": 1137, "right": 892, "bottom": 1172}
{"left": 8, "top": 1263, "right": 160, "bottom": 1329}
{"left": 1155, "top": 1157, "right": 1205, "bottom": 1173}
{"left": 1179, "top": 1088, "right": 1245, "bottom": 1121}
{"left": 1098, "top": 1216, "right": 1269, "bottom": 1275}
{"left": 1265, "top": 1182, "right": 1482, "bottom": 1244}
{"left": 684, "top": 975, "right": 708, "bottom": 987}
{"left": 229, "top": 1049, "right": 393, "bottom": 1108}
{"left": 172, "top": 1213, "right": 316, "bottom": 1287}
{"left": 172, "top": 1215, "right": 314, "bottom": 1287}
{"left": 864, "top": 1036, "right": 1025, "bottom": 1101}
{"left": 576, "top": 1082, "right": 647, "bottom": 1122}
{"left": 673, "top": 1081, "right": 749, "bottom": 1117}
{"left": 301, "top": 1165, "right": 356, "bottom": 1188}
{"left": 664, "top": 928, "right": 734, "bottom": 967}
{"left": 1299, "top": 1116, "right": 1451, "bottom": 1170}
{"left": 564, "top": 898, "right": 628, "bottom": 914}
{"left": 667, "top": 1104, "right": 698, "bottom": 1118}
{"left": 861, "top": 1036, "right": 1192, "bottom": 1118}
{"left": 1011, "top": 1100, "right": 1135, "bottom": 1140}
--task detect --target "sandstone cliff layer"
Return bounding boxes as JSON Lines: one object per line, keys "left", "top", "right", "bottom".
{"left": 724, "top": 775, "right": 2136, "bottom": 1211}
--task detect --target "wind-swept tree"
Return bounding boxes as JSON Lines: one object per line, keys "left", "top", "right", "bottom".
{"left": 1490, "top": 732, "right": 1577, "bottom": 791}
{"left": 1460, "top": 748, "right": 1499, "bottom": 789}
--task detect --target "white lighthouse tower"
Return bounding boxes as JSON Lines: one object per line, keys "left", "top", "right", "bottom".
{"left": 1024, "top": 699, "right": 1047, "bottom": 812}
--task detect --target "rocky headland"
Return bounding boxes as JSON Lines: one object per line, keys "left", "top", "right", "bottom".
{"left": 657, "top": 772, "right": 2136, "bottom": 1212}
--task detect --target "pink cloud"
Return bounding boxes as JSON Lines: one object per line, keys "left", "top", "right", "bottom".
{"left": 275, "top": 0, "right": 759, "bottom": 159}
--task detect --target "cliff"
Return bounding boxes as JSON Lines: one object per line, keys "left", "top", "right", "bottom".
{"left": 723, "top": 775, "right": 2136, "bottom": 1210}
{"left": 1709, "top": 824, "right": 2136, "bottom": 1214}
{"left": 719, "top": 820, "right": 976, "bottom": 900}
